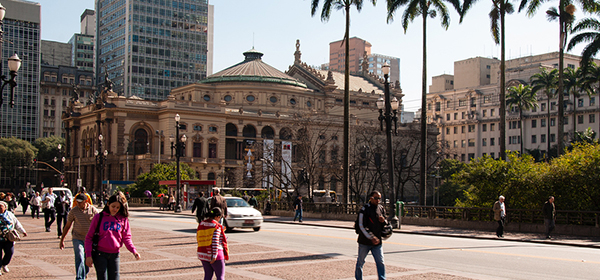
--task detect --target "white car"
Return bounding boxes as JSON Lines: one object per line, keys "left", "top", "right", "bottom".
{"left": 209, "top": 196, "right": 263, "bottom": 232}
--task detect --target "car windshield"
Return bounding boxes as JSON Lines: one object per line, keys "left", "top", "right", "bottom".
{"left": 227, "top": 198, "right": 250, "bottom": 207}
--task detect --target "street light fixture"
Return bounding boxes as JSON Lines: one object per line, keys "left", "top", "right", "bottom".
{"left": 0, "top": 3, "right": 22, "bottom": 108}
{"left": 96, "top": 134, "right": 108, "bottom": 206}
{"left": 377, "top": 62, "right": 400, "bottom": 228}
{"left": 171, "top": 114, "right": 186, "bottom": 212}
{"left": 54, "top": 144, "right": 66, "bottom": 187}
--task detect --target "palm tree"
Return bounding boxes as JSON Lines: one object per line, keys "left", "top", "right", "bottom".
{"left": 386, "top": 0, "right": 460, "bottom": 206}
{"left": 579, "top": 62, "right": 600, "bottom": 136}
{"left": 506, "top": 84, "right": 538, "bottom": 154}
{"left": 530, "top": 67, "right": 558, "bottom": 158}
{"left": 310, "top": 0, "right": 376, "bottom": 204}
{"left": 519, "top": 0, "right": 594, "bottom": 155}
{"left": 563, "top": 67, "right": 591, "bottom": 136}
{"left": 567, "top": 11, "right": 600, "bottom": 72}
{"left": 462, "top": 0, "right": 514, "bottom": 161}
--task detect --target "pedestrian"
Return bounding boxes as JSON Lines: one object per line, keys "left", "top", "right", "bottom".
{"left": 59, "top": 193, "right": 100, "bottom": 280}
{"left": 169, "top": 193, "right": 176, "bottom": 210}
{"left": 18, "top": 192, "right": 29, "bottom": 215}
{"left": 159, "top": 194, "right": 166, "bottom": 210}
{"left": 192, "top": 192, "right": 209, "bottom": 223}
{"left": 85, "top": 192, "right": 141, "bottom": 280}
{"left": 91, "top": 193, "right": 97, "bottom": 205}
{"left": 55, "top": 191, "right": 71, "bottom": 238}
{"left": 4, "top": 193, "right": 16, "bottom": 213}
{"left": 543, "top": 196, "right": 556, "bottom": 239}
{"left": 0, "top": 201, "right": 27, "bottom": 275}
{"left": 73, "top": 187, "right": 93, "bottom": 206}
{"left": 293, "top": 195, "right": 303, "bottom": 222}
{"left": 248, "top": 195, "right": 258, "bottom": 208}
{"left": 493, "top": 195, "right": 506, "bottom": 238}
{"left": 29, "top": 192, "right": 41, "bottom": 219}
{"left": 197, "top": 207, "right": 229, "bottom": 280}
{"left": 355, "top": 191, "right": 386, "bottom": 280}
{"left": 242, "top": 192, "right": 249, "bottom": 202}
{"left": 209, "top": 189, "right": 228, "bottom": 225}
{"left": 42, "top": 187, "right": 57, "bottom": 232}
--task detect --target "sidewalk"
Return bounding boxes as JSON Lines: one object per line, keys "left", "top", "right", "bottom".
{"left": 136, "top": 206, "right": 600, "bottom": 249}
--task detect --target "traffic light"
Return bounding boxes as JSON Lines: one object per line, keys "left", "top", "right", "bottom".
{"left": 33, "top": 158, "right": 37, "bottom": 164}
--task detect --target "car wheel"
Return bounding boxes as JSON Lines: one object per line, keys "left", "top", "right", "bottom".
{"left": 253, "top": 227, "right": 260, "bottom": 232}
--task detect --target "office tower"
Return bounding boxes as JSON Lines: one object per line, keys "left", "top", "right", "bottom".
{"left": 41, "top": 40, "right": 71, "bottom": 67}
{"left": 0, "top": 0, "right": 41, "bottom": 142}
{"left": 95, "top": 0, "right": 213, "bottom": 100}
{"left": 329, "top": 37, "right": 400, "bottom": 84}
{"left": 68, "top": 9, "right": 95, "bottom": 72}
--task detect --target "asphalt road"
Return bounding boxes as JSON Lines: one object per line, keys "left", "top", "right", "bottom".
{"left": 130, "top": 211, "right": 600, "bottom": 280}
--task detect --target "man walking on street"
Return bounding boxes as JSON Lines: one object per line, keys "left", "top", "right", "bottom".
{"left": 543, "top": 196, "right": 556, "bottom": 239}
{"left": 42, "top": 187, "right": 57, "bottom": 232}
{"left": 355, "top": 191, "right": 386, "bottom": 280}
{"left": 293, "top": 195, "right": 303, "bottom": 223}
{"left": 191, "top": 192, "right": 208, "bottom": 223}
{"left": 18, "top": 192, "right": 29, "bottom": 215}
{"left": 493, "top": 195, "right": 506, "bottom": 238}
{"left": 210, "top": 188, "right": 227, "bottom": 224}
{"left": 59, "top": 194, "right": 99, "bottom": 280}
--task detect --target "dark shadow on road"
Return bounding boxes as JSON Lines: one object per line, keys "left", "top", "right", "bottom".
{"left": 173, "top": 228, "right": 197, "bottom": 234}
{"left": 227, "top": 253, "right": 341, "bottom": 266}
{"left": 385, "top": 244, "right": 539, "bottom": 255}
{"left": 120, "top": 264, "right": 202, "bottom": 275}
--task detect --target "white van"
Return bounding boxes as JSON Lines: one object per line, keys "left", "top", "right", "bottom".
{"left": 41, "top": 187, "right": 73, "bottom": 208}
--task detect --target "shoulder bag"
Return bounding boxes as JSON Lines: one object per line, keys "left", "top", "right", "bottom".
{"left": 4, "top": 228, "right": 20, "bottom": 242}
{"left": 91, "top": 212, "right": 104, "bottom": 257}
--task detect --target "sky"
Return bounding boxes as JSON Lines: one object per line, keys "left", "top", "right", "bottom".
{"left": 32, "top": 0, "right": 588, "bottom": 112}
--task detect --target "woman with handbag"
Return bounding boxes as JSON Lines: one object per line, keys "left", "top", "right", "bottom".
{"left": 85, "top": 192, "right": 140, "bottom": 280}
{"left": 0, "top": 201, "right": 27, "bottom": 275}
{"left": 197, "top": 207, "right": 229, "bottom": 280}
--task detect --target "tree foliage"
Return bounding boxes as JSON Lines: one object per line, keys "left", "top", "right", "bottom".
{"left": 448, "top": 144, "right": 600, "bottom": 211}
{"left": 125, "top": 162, "right": 197, "bottom": 197}
{"left": 33, "top": 136, "right": 65, "bottom": 163}
{"left": 0, "top": 137, "right": 37, "bottom": 170}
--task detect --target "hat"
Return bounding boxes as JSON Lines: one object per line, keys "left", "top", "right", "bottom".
{"left": 75, "top": 193, "right": 87, "bottom": 202}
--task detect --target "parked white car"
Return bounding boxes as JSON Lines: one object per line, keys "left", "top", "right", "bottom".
{"left": 208, "top": 196, "right": 263, "bottom": 232}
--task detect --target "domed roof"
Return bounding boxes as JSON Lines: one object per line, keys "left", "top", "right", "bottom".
{"left": 201, "top": 49, "right": 307, "bottom": 88}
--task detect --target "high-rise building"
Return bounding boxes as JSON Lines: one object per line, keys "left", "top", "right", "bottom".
{"left": 329, "top": 37, "right": 400, "bottom": 84}
{"left": 95, "top": 0, "right": 214, "bottom": 100}
{"left": 68, "top": 9, "right": 95, "bottom": 72}
{"left": 0, "top": 0, "right": 41, "bottom": 142}
{"left": 80, "top": 9, "right": 95, "bottom": 36}
{"left": 41, "top": 40, "right": 71, "bottom": 67}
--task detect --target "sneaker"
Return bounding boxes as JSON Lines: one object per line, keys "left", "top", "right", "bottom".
{"left": 45, "top": 228, "right": 50, "bottom": 232}
{"left": 3, "top": 265, "right": 9, "bottom": 272}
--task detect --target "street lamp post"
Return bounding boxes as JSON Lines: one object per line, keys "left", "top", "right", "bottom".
{"left": 377, "top": 62, "right": 400, "bottom": 228}
{"left": 155, "top": 130, "right": 163, "bottom": 164}
{"left": 170, "top": 114, "right": 186, "bottom": 213}
{"left": 54, "top": 144, "right": 66, "bottom": 187}
{"left": 95, "top": 134, "right": 108, "bottom": 206}
{"left": 0, "top": 3, "right": 22, "bottom": 108}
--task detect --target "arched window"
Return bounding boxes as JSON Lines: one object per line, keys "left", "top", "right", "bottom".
{"left": 279, "top": 127, "right": 292, "bottom": 140}
{"left": 261, "top": 126, "right": 275, "bottom": 139}
{"left": 242, "top": 125, "right": 256, "bottom": 138}
{"left": 134, "top": 129, "right": 148, "bottom": 155}
{"left": 208, "top": 172, "right": 216, "bottom": 180}
{"left": 226, "top": 123, "right": 238, "bottom": 137}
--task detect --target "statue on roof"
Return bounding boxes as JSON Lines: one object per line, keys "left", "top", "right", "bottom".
{"left": 104, "top": 72, "right": 114, "bottom": 92}
{"left": 326, "top": 70, "right": 335, "bottom": 84}
{"left": 294, "top": 39, "right": 302, "bottom": 64}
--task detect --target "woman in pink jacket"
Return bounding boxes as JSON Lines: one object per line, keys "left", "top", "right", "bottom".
{"left": 85, "top": 192, "right": 140, "bottom": 280}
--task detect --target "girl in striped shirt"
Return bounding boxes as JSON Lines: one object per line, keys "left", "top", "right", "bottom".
{"left": 196, "top": 207, "right": 229, "bottom": 280}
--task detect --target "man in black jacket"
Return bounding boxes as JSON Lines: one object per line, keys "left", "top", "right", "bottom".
{"left": 191, "top": 192, "right": 208, "bottom": 223}
{"left": 543, "top": 196, "right": 555, "bottom": 239}
{"left": 355, "top": 191, "right": 386, "bottom": 280}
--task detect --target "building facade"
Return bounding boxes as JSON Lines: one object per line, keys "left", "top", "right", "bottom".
{"left": 63, "top": 41, "right": 412, "bottom": 203}
{"left": 427, "top": 52, "right": 600, "bottom": 162}
{"left": 95, "top": 0, "right": 213, "bottom": 100}
{"left": 40, "top": 40, "right": 71, "bottom": 67}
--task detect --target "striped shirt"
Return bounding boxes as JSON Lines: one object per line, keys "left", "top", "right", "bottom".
{"left": 67, "top": 205, "right": 99, "bottom": 241}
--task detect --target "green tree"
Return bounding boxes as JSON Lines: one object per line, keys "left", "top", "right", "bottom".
{"left": 0, "top": 137, "right": 38, "bottom": 190}
{"left": 311, "top": 0, "right": 376, "bottom": 204}
{"left": 462, "top": 0, "right": 514, "bottom": 161}
{"left": 126, "top": 162, "right": 197, "bottom": 198}
{"left": 563, "top": 67, "right": 592, "bottom": 135}
{"left": 568, "top": 12, "right": 600, "bottom": 73}
{"left": 437, "top": 158, "right": 467, "bottom": 206}
{"left": 33, "top": 136, "right": 65, "bottom": 164}
{"left": 530, "top": 67, "right": 558, "bottom": 158}
{"left": 387, "top": 0, "right": 460, "bottom": 205}
{"left": 507, "top": 84, "right": 538, "bottom": 154}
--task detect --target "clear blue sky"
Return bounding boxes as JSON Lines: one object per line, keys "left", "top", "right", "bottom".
{"left": 32, "top": 0, "right": 586, "bottom": 112}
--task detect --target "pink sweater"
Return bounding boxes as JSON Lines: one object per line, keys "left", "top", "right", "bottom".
{"left": 85, "top": 212, "right": 137, "bottom": 257}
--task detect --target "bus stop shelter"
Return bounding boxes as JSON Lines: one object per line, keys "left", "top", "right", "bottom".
{"left": 158, "top": 180, "right": 216, "bottom": 209}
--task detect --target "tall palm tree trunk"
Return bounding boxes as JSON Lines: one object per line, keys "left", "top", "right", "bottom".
{"left": 343, "top": 4, "right": 350, "bottom": 203}
{"left": 419, "top": 8, "right": 428, "bottom": 206}
{"left": 547, "top": 104, "right": 551, "bottom": 156}
{"left": 573, "top": 105, "right": 577, "bottom": 136}
{"left": 557, "top": 0, "right": 565, "bottom": 156}
{"left": 500, "top": 5, "right": 507, "bottom": 161}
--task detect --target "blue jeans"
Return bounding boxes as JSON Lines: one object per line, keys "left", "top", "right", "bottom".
{"left": 355, "top": 243, "right": 385, "bottom": 280}
{"left": 72, "top": 239, "right": 88, "bottom": 280}
{"left": 93, "top": 251, "right": 120, "bottom": 280}
{"left": 294, "top": 209, "right": 303, "bottom": 222}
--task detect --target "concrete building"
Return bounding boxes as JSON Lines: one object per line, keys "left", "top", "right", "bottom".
{"left": 80, "top": 9, "right": 95, "bottom": 36}
{"left": 95, "top": 0, "right": 214, "bottom": 100}
{"left": 427, "top": 52, "right": 600, "bottom": 162}
{"left": 329, "top": 37, "right": 401, "bottom": 84}
{"left": 41, "top": 40, "right": 71, "bottom": 67}
{"left": 62, "top": 41, "right": 418, "bottom": 203}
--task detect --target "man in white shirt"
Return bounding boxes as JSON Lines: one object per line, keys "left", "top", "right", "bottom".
{"left": 42, "top": 187, "right": 57, "bottom": 232}
{"left": 493, "top": 195, "right": 506, "bottom": 238}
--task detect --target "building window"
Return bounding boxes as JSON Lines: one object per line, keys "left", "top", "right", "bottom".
{"left": 454, "top": 113, "right": 458, "bottom": 120}
{"left": 578, "top": 115, "right": 584, "bottom": 124}
{"left": 290, "top": 98, "right": 296, "bottom": 105}
{"left": 270, "top": 96, "right": 277, "bottom": 103}
{"left": 462, "top": 112, "right": 466, "bottom": 119}
{"left": 490, "top": 123, "right": 495, "bottom": 131}
{"left": 446, "top": 114, "right": 450, "bottom": 121}
{"left": 490, "top": 109, "right": 495, "bottom": 117}
{"left": 541, "top": 103, "right": 546, "bottom": 111}
{"left": 435, "top": 102, "right": 441, "bottom": 111}
{"left": 578, "top": 98, "right": 584, "bottom": 107}
{"left": 541, "top": 134, "right": 546, "bottom": 143}
{"left": 459, "top": 99, "right": 467, "bottom": 107}
{"left": 590, "top": 114, "right": 596, "bottom": 123}
{"left": 208, "top": 143, "right": 217, "bottom": 158}
{"left": 453, "top": 140, "right": 458, "bottom": 148}
{"left": 454, "top": 127, "right": 458, "bottom": 134}
{"left": 193, "top": 142, "right": 202, "bottom": 157}
{"left": 564, "top": 117, "right": 568, "bottom": 125}
{"left": 541, "top": 119, "right": 546, "bottom": 127}
{"left": 224, "top": 95, "right": 232, "bottom": 102}
{"left": 550, "top": 118, "right": 555, "bottom": 126}
{"left": 590, "top": 97, "right": 595, "bottom": 106}
{"left": 509, "top": 136, "right": 520, "bottom": 144}
{"left": 461, "top": 140, "right": 466, "bottom": 147}
{"left": 482, "top": 110, "right": 487, "bottom": 117}
{"left": 461, "top": 126, "right": 465, "bottom": 133}
{"left": 550, "top": 134, "right": 556, "bottom": 143}
{"left": 482, "top": 124, "right": 487, "bottom": 132}
{"left": 468, "top": 153, "right": 475, "bottom": 160}
{"left": 490, "top": 138, "right": 495, "bottom": 146}
{"left": 482, "top": 138, "right": 487, "bottom": 146}
{"left": 532, "top": 135, "right": 537, "bottom": 144}
{"left": 551, "top": 102, "right": 556, "bottom": 111}
{"left": 246, "top": 95, "right": 256, "bottom": 102}
{"left": 532, "top": 119, "right": 537, "bottom": 128}
{"left": 209, "top": 126, "right": 217, "bottom": 132}
{"left": 446, "top": 127, "right": 450, "bottom": 134}
{"left": 194, "top": 125, "right": 202, "bottom": 131}
{"left": 468, "top": 139, "right": 475, "bottom": 147}
{"left": 461, "top": 154, "right": 466, "bottom": 161}
{"left": 468, "top": 125, "right": 475, "bottom": 132}
{"left": 203, "top": 95, "right": 211, "bottom": 101}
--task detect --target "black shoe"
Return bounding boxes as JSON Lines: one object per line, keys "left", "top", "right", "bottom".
{"left": 45, "top": 228, "right": 50, "bottom": 232}
{"left": 546, "top": 236, "right": 551, "bottom": 239}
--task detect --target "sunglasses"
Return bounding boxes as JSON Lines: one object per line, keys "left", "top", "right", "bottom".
{"left": 372, "top": 197, "right": 382, "bottom": 200}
